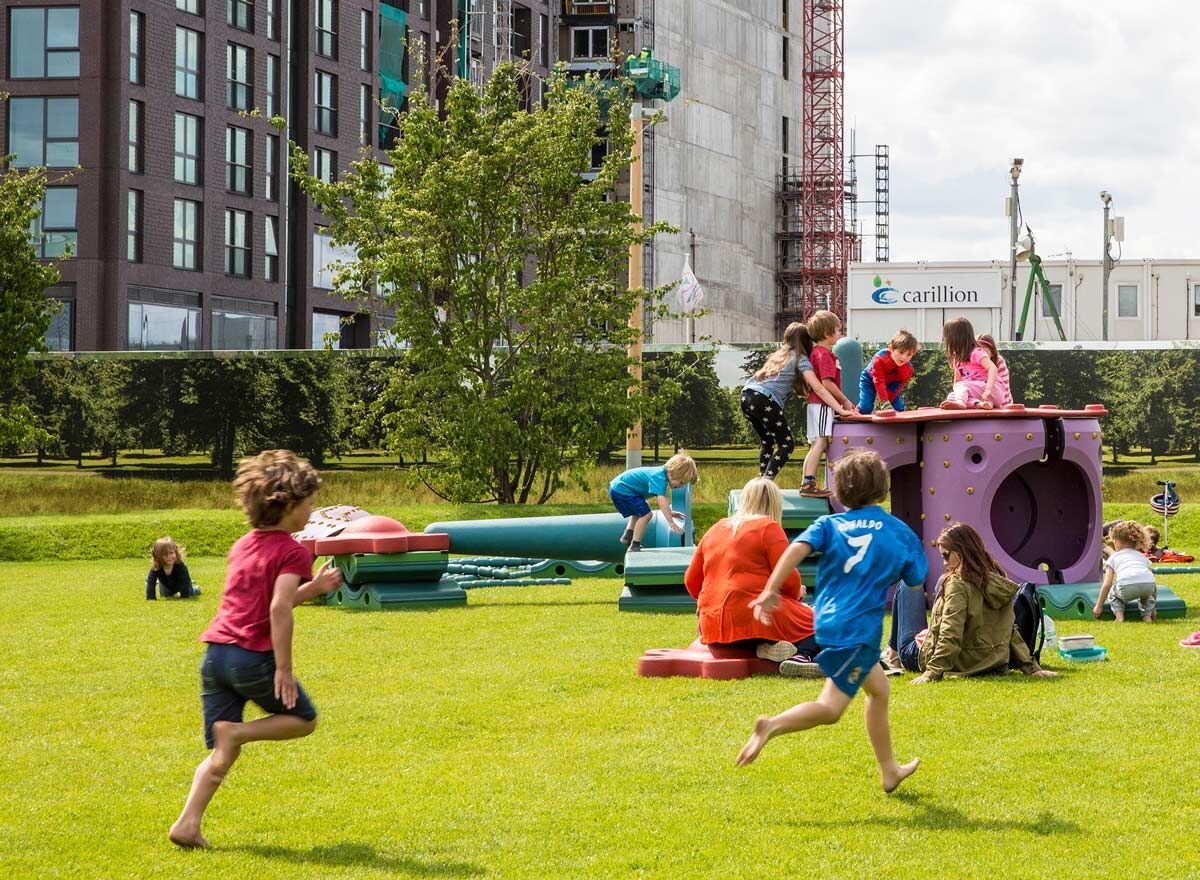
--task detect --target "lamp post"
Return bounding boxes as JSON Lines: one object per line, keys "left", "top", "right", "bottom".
{"left": 626, "top": 100, "right": 645, "bottom": 469}
{"left": 1007, "top": 158, "right": 1023, "bottom": 339}
{"left": 1100, "top": 190, "right": 1112, "bottom": 341}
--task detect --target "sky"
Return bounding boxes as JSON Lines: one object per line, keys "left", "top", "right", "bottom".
{"left": 844, "top": 0, "right": 1200, "bottom": 263}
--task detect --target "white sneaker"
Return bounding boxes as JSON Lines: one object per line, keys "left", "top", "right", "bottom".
{"left": 755, "top": 640, "right": 799, "bottom": 663}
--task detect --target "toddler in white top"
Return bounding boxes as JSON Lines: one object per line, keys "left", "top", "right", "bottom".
{"left": 1094, "top": 520, "right": 1157, "bottom": 622}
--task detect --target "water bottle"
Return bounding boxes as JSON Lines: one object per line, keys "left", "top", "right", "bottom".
{"left": 1043, "top": 615, "right": 1057, "bottom": 650}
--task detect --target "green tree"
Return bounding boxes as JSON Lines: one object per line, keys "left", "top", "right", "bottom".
{"left": 0, "top": 165, "right": 63, "bottom": 447}
{"left": 293, "top": 65, "right": 674, "bottom": 503}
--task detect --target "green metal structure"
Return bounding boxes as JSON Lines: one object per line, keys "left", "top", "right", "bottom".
{"left": 623, "top": 49, "right": 680, "bottom": 101}
{"left": 1014, "top": 241, "right": 1067, "bottom": 342}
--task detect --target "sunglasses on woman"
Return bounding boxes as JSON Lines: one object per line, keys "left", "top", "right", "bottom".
{"left": 939, "top": 549, "right": 951, "bottom": 561}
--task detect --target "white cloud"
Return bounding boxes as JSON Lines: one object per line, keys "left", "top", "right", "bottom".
{"left": 846, "top": 0, "right": 1200, "bottom": 261}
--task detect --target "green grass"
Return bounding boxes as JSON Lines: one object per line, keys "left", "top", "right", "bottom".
{"left": 3, "top": 559, "right": 1200, "bottom": 878}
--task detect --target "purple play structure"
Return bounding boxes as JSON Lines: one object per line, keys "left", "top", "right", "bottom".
{"left": 828, "top": 404, "right": 1107, "bottom": 592}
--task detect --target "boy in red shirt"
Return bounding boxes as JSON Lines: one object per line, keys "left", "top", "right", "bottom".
{"left": 800, "top": 310, "right": 855, "bottom": 498}
{"left": 169, "top": 449, "right": 342, "bottom": 849}
{"left": 857, "top": 330, "right": 919, "bottom": 414}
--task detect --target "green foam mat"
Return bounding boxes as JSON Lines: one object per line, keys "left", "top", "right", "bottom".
{"left": 617, "top": 583, "right": 697, "bottom": 612}
{"left": 327, "top": 577, "right": 466, "bottom": 609}
{"left": 727, "top": 490, "right": 832, "bottom": 529}
{"left": 622, "top": 546, "right": 696, "bottom": 586}
{"left": 1037, "top": 583, "right": 1186, "bottom": 620}
{"left": 529, "top": 559, "right": 624, "bottom": 579}
{"left": 334, "top": 551, "right": 449, "bottom": 584}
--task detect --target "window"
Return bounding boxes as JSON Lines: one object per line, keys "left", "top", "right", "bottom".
{"left": 1042, "top": 283, "right": 1062, "bottom": 318}
{"left": 264, "top": 215, "right": 279, "bottom": 281}
{"left": 8, "top": 97, "right": 78, "bottom": 168}
{"left": 226, "top": 126, "right": 252, "bottom": 194}
{"left": 539, "top": 13, "right": 549, "bottom": 66}
{"left": 127, "top": 190, "right": 142, "bottom": 262}
{"left": 175, "top": 27, "right": 202, "bottom": 99}
{"left": 9, "top": 7, "right": 80, "bottom": 78}
{"left": 266, "top": 54, "right": 279, "bottom": 118}
{"left": 45, "top": 296, "right": 73, "bottom": 350}
{"left": 359, "top": 84, "right": 371, "bottom": 146}
{"left": 224, "top": 208, "right": 250, "bottom": 276}
{"left": 360, "top": 10, "right": 372, "bottom": 70}
{"left": 177, "top": 0, "right": 202, "bottom": 13}
{"left": 571, "top": 27, "right": 608, "bottom": 60}
{"left": 1117, "top": 284, "right": 1138, "bottom": 318}
{"left": 227, "top": 44, "right": 253, "bottom": 110}
{"left": 122, "top": 100, "right": 142, "bottom": 173}
{"left": 128, "top": 300, "right": 200, "bottom": 351}
{"left": 174, "top": 113, "right": 202, "bottom": 184}
{"left": 228, "top": 0, "right": 253, "bottom": 32}
{"left": 414, "top": 0, "right": 427, "bottom": 16}
{"left": 314, "top": 70, "right": 337, "bottom": 135}
{"left": 31, "top": 186, "right": 77, "bottom": 258}
{"left": 212, "top": 300, "right": 276, "bottom": 349}
{"left": 312, "top": 311, "right": 344, "bottom": 349}
{"left": 316, "top": 0, "right": 337, "bottom": 58}
{"left": 173, "top": 198, "right": 200, "bottom": 269}
{"left": 1194, "top": 284, "right": 1200, "bottom": 318}
{"left": 313, "top": 147, "right": 335, "bottom": 182}
{"left": 265, "top": 133, "right": 279, "bottom": 200}
{"left": 782, "top": 36, "right": 789, "bottom": 80}
{"left": 129, "top": 12, "right": 144, "bottom": 84}
{"left": 266, "top": 0, "right": 277, "bottom": 39}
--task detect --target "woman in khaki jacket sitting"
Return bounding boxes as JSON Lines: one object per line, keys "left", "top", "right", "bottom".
{"left": 883, "top": 522, "right": 1057, "bottom": 684}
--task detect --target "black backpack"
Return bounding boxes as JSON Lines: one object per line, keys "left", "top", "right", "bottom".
{"left": 1010, "top": 582, "right": 1045, "bottom": 668}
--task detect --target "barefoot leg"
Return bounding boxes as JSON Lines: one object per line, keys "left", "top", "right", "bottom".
{"left": 169, "top": 720, "right": 242, "bottom": 848}
{"left": 736, "top": 679, "right": 848, "bottom": 767}
{"left": 861, "top": 664, "right": 920, "bottom": 793}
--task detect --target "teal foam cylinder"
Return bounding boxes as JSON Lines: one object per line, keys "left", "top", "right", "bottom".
{"left": 425, "top": 483, "right": 693, "bottom": 563}
{"left": 832, "top": 336, "right": 864, "bottom": 406}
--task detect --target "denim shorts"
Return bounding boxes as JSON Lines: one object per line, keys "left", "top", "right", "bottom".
{"left": 610, "top": 488, "right": 651, "bottom": 519}
{"left": 200, "top": 642, "right": 317, "bottom": 748}
{"left": 815, "top": 643, "right": 880, "bottom": 699}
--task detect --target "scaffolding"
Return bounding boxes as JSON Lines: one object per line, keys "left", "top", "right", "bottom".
{"left": 777, "top": 0, "right": 846, "bottom": 333}
{"left": 874, "top": 144, "right": 889, "bottom": 262}
{"left": 493, "top": 0, "right": 513, "bottom": 65}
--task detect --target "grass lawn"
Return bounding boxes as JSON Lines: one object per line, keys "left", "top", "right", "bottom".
{"left": 4, "top": 558, "right": 1200, "bottom": 878}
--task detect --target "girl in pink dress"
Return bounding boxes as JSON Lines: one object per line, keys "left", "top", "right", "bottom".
{"left": 941, "top": 318, "right": 1010, "bottom": 409}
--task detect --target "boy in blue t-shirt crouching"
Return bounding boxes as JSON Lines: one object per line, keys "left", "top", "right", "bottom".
{"left": 608, "top": 453, "right": 698, "bottom": 551}
{"left": 737, "top": 449, "right": 927, "bottom": 793}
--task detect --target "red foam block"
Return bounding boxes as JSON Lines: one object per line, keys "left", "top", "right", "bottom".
{"left": 637, "top": 639, "right": 780, "bottom": 680}
{"left": 839, "top": 403, "right": 1106, "bottom": 424}
{"left": 306, "top": 515, "right": 451, "bottom": 555}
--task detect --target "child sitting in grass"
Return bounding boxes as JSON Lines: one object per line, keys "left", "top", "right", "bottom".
{"left": 737, "top": 450, "right": 926, "bottom": 793}
{"left": 145, "top": 536, "right": 198, "bottom": 600}
{"left": 1094, "top": 520, "right": 1157, "bottom": 622}
{"left": 169, "top": 450, "right": 343, "bottom": 849}
{"left": 608, "top": 452, "right": 697, "bottom": 551}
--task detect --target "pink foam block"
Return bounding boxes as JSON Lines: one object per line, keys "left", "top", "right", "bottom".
{"left": 637, "top": 639, "right": 780, "bottom": 680}
{"left": 304, "top": 515, "right": 451, "bottom": 555}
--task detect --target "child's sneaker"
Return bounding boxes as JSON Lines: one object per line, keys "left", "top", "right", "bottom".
{"left": 778, "top": 657, "right": 823, "bottom": 678}
{"left": 755, "top": 640, "right": 798, "bottom": 663}
{"left": 628, "top": 541, "right": 642, "bottom": 552}
{"left": 799, "top": 483, "right": 833, "bottom": 498}
{"left": 619, "top": 529, "right": 634, "bottom": 546}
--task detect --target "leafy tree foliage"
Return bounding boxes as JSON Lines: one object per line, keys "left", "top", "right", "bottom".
{"left": 293, "top": 65, "right": 675, "bottom": 503}
{"left": 0, "top": 165, "right": 63, "bottom": 447}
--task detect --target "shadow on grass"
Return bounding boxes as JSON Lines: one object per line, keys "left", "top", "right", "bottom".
{"left": 795, "top": 790, "right": 1081, "bottom": 837}
{"left": 233, "top": 841, "right": 486, "bottom": 876}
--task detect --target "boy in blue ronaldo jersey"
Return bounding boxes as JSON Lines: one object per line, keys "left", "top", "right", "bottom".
{"left": 736, "top": 449, "right": 927, "bottom": 793}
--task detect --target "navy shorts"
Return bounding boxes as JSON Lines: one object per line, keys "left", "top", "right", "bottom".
{"left": 200, "top": 642, "right": 317, "bottom": 748}
{"left": 610, "top": 488, "right": 651, "bottom": 518}
{"left": 815, "top": 643, "right": 880, "bottom": 698}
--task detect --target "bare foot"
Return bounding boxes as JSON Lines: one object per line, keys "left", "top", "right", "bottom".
{"left": 736, "top": 716, "right": 774, "bottom": 767}
{"left": 168, "top": 821, "right": 210, "bottom": 849}
{"left": 940, "top": 400, "right": 966, "bottom": 410}
{"left": 882, "top": 757, "right": 920, "bottom": 793}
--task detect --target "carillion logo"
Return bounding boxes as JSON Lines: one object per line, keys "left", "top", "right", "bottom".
{"left": 871, "top": 275, "right": 898, "bottom": 304}
{"left": 870, "top": 274, "right": 980, "bottom": 306}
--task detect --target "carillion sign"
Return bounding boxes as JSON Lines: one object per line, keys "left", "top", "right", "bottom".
{"left": 849, "top": 268, "right": 1002, "bottom": 310}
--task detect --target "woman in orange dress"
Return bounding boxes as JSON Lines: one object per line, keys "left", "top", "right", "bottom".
{"left": 684, "top": 477, "right": 817, "bottom": 663}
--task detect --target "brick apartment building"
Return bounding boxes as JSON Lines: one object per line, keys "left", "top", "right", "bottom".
{"left": 3, "top": 0, "right": 555, "bottom": 351}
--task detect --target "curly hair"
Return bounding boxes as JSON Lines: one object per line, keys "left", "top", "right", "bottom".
{"left": 233, "top": 449, "right": 322, "bottom": 528}
{"left": 1109, "top": 520, "right": 1148, "bottom": 551}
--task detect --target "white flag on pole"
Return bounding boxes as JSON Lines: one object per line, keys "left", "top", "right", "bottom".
{"left": 676, "top": 255, "right": 704, "bottom": 313}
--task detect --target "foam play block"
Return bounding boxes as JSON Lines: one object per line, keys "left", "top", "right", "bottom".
{"left": 618, "top": 583, "right": 696, "bottom": 612}
{"left": 637, "top": 639, "right": 780, "bottom": 679}
{"left": 327, "top": 577, "right": 467, "bottom": 610}
{"left": 622, "top": 545, "right": 696, "bottom": 586}
{"left": 306, "top": 515, "right": 450, "bottom": 556}
{"left": 1037, "top": 583, "right": 1186, "bottom": 620}
{"left": 335, "top": 551, "right": 449, "bottom": 585}
{"left": 727, "top": 490, "right": 831, "bottom": 529}
{"left": 841, "top": 403, "right": 1108, "bottom": 425}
